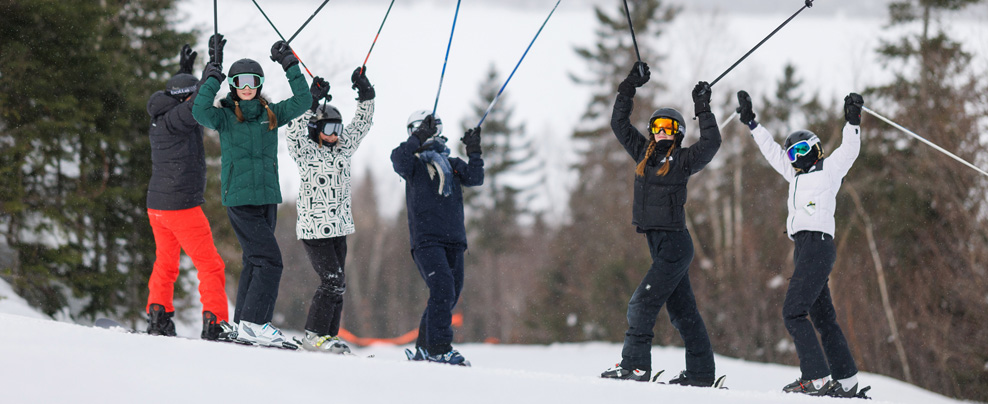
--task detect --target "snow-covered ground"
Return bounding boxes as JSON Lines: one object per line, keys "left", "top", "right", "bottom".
{"left": 0, "top": 310, "right": 970, "bottom": 404}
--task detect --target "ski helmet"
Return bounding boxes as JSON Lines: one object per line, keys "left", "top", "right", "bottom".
{"left": 227, "top": 59, "right": 264, "bottom": 96}
{"left": 648, "top": 108, "right": 686, "bottom": 147}
{"left": 784, "top": 130, "right": 824, "bottom": 171}
{"left": 308, "top": 104, "right": 344, "bottom": 145}
{"left": 407, "top": 109, "right": 443, "bottom": 137}
{"left": 165, "top": 73, "right": 198, "bottom": 100}
{"left": 311, "top": 104, "right": 342, "bottom": 123}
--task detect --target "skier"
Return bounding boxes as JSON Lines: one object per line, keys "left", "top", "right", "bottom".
{"left": 600, "top": 61, "right": 722, "bottom": 386}
{"left": 145, "top": 43, "right": 233, "bottom": 340}
{"left": 191, "top": 34, "right": 310, "bottom": 348}
{"left": 391, "top": 111, "right": 484, "bottom": 365}
{"left": 285, "top": 67, "right": 376, "bottom": 353}
{"left": 735, "top": 90, "right": 865, "bottom": 397}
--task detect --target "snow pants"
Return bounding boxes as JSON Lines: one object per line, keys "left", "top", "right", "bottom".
{"left": 147, "top": 207, "right": 228, "bottom": 321}
{"left": 784, "top": 231, "right": 858, "bottom": 380}
{"left": 621, "top": 229, "right": 715, "bottom": 381}
{"left": 302, "top": 236, "right": 347, "bottom": 336}
{"left": 226, "top": 204, "right": 283, "bottom": 325}
{"left": 412, "top": 245, "right": 465, "bottom": 355}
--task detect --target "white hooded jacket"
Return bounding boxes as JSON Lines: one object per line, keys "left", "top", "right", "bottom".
{"left": 749, "top": 122, "right": 860, "bottom": 239}
{"left": 286, "top": 99, "right": 374, "bottom": 239}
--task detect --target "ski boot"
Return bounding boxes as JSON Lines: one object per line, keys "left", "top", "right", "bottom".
{"left": 783, "top": 377, "right": 836, "bottom": 396}
{"left": 828, "top": 381, "right": 872, "bottom": 399}
{"left": 146, "top": 303, "right": 177, "bottom": 336}
{"left": 667, "top": 370, "right": 716, "bottom": 387}
{"left": 415, "top": 347, "right": 470, "bottom": 366}
{"left": 236, "top": 320, "right": 297, "bottom": 349}
{"left": 299, "top": 331, "right": 352, "bottom": 354}
{"left": 600, "top": 364, "right": 650, "bottom": 381}
{"left": 201, "top": 311, "right": 236, "bottom": 341}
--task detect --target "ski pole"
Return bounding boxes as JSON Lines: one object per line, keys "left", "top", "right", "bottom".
{"left": 709, "top": 0, "right": 813, "bottom": 87}
{"left": 433, "top": 0, "right": 462, "bottom": 116}
{"left": 622, "top": 0, "right": 644, "bottom": 77}
{"left": 861, "top": 106, "right": 988, "bottom": 178}
{"left": 250, "top": 0, "right": 318, "bottom": 80}
{"left": 477, "top": 0, "right": 561, "bottom": 127}
{"left": 360, "top": 0, "right": 396, "bottom": 76}
{"left": 287, "top": 0, "right": 332, "bottom": 44}
{"left": 718, "top": 111, "right": 738, "bottom": 132}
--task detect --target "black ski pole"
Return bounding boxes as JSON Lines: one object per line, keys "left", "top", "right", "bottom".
{"left": 709, "top": 0, "right": 814, "bottom": 87}
{"left": 250, "top": 0, "right": 318, "bottom": 79}
{"left": 622, "top": 0, "right": 644, "bottom": 76}
{"left": 287, "top": 0, "right": 332, "bottom": 44}
{"left": 360, "top": 0, "right": 396, "bottom": 76}
{"left": 433, "top": 0, "right": 462, "bottom": 116}
{"left": 213, "top": 0, "right": 218, "bottom": 62}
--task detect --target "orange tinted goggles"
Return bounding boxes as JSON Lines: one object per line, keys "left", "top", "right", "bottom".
{"left": 650, "top": 118, "right": 679, "bottom": 135}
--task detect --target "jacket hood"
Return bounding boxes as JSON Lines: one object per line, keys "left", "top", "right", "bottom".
{"left": 147, "top": 90, "right": 181, "bottom": 118}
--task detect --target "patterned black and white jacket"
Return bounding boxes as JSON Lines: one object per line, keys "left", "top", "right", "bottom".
{"left": 286, "top": 99, "right": 375, "bottom": 239}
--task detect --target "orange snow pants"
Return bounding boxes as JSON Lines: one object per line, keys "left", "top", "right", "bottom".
{"left": 147, "top": 207, "right": 229, "bottom": 322}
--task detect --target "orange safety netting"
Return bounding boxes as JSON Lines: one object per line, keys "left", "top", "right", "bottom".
{"left": 337, "top": 313, "right": 463, "bottom": 346}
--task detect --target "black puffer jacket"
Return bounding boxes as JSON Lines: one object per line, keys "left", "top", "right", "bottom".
{"left": 610, "top": 93, "right": 721, "bottom": 231}
{"left": 146, "top": 90, "right": 207, "bottom": 210}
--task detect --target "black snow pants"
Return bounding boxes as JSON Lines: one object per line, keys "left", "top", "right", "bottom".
{"left": 302, "top": 236, "right": 347, "bottom": 336}
{"left": 621, "top": 229, "right": 715, "bottom": 382}
{"left": 412, "top": 245, "right": 465, "bottom": 355}
{"left": 227, "top": 204, "right": 283, "bottom": 325}
{"left": 783, "top": 231, "right": 858, "bottom": 380}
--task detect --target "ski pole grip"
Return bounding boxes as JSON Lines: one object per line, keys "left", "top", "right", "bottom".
{"left": 805, "top": 0, "right": 813, "bottom": 8}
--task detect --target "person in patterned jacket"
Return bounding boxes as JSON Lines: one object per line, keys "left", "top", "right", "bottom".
{"left": 286, "top": 67, "right": 375, "bottom": 354}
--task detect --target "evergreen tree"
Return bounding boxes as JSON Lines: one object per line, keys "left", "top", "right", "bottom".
{"left": 0, "top": 0, "right": 195, "bottom": 319}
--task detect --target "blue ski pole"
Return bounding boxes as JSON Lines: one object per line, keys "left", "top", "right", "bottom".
{"left": 433, "top": 0, "right": 462, "bottom": 116}
{"left": 477, "top": 0, "right": 561, "bottom": 127}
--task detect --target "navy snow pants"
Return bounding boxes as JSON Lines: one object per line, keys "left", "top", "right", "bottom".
{"left": 227, "top": 204, "right": 283, "bottom": 325}
{"left": 621, "top": 229, "right": 715, "bottom": 382}
{"left": 412, "top": 245, "right": 465, "bottom": 355}
{"left": 784, "top": 231, "right": 858, "bottom": 380}
{"left": 302, "top": 236, "right": 347, "bottom": 336}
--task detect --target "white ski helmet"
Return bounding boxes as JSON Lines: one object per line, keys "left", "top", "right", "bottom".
{"left": 406, "top": 109, "right": 443, "bottom": 137}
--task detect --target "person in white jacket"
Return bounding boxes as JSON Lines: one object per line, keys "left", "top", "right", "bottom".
{"left": 286, "top": 67, "right": 375, "bottom": 354}
{"left": 737, "top": 90, "right": 866, "bottom": 398}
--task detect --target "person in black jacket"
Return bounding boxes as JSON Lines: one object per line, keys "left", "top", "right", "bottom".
{"left": 600, "top": 61, "right": 722, "bottom": 386}
{"left": 145, "top": 43, "right": 232, "bottom": 340}
{"left": 391, "top": 111, "right": 484, "bottom": 365}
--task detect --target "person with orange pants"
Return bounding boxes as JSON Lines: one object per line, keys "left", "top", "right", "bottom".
{"left": 145, "top": 42, "right": 232, "bottom": 340}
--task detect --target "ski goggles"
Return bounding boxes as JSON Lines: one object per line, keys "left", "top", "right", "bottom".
{"left": 228, "top": 74, "right": 264, "bottom": 89}
{"left": 786, "top": 139, "right": 819, "bottom": 162}
{"left": 308, "top": 121, "right": 343, "bottom": 136}
{"left": 650, "top": 118, "right": 679, "bottom": 135}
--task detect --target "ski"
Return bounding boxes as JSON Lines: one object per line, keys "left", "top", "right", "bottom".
{"left": 651, "top": 370, "right": 727, "bottom": 389}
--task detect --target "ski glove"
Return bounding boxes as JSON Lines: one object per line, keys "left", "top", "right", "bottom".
{"left": 844, "top": 92, "right": 864, "bottom": 126}
{"left": 692, "top": 81, "right": 712, "bottom": 116}
{"left": 310, "top": 77, "right": 330, "bottom": 110}
{"left": 618, "top": 61, "right": 650, "bottom": 97}
{"left": 208, "top": 34, "right": 226, "bottom": 66}
{"left": 736, "top": 90, "right": 758, "bottom": 129}
{"left": 462, "top": 127, "right": 482, "bottom": 156}
{"left": 269, "top": 40, "right": 299, "bottom": 71}
{"left": 178, "top": 44, "right": 197, "bottom": 75}
{"left": 202, "top": 62, "right": 225, "bottom": 85}
{"left": 351, "top": 66, "right": 375, "bottom": 102}
{"left": 412, "top": 114, "right": 438, "bottom": 144}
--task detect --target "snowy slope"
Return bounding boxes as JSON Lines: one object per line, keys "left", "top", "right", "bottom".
{"left": 0, "top": 312, "right": 970, "bottom": 404}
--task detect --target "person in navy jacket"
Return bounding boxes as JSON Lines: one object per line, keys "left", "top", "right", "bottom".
{"left": 391, "top": 110, "right": 483, "bottom": 365}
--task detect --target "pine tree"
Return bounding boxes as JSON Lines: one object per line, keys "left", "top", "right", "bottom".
{"left": 0, "top": 0, "right": 196, "bottom": 319}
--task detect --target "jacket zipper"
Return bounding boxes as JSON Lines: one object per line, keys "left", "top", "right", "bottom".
{"left": 790, "top": 174, "right": 799, "bottom": 234}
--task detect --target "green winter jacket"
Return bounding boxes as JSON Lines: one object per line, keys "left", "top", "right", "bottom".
{"left": 192, "top": 64, "right": 309, "bottom": 207}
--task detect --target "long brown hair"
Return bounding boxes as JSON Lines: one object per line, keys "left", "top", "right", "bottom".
{"left": 635, "top": 139, "right": 676, "bottom": 177}
{"left": 234, "top": 97, "right": 277, "bottom": 130}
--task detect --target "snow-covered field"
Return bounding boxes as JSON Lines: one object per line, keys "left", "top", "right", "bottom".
{"left": 0, "top": 311, "right": 970, "bottom": 404}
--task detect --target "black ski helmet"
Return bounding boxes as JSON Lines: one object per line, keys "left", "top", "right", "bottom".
{"left": 648, "top": 107, "right": 686, "bottom": 147}
{"left": 784, "top": 130, "right": 824, "bottom": 171}
{"left": 308, "top": 104, "right": 343, "bottom": 144}
{"left": 227, "top": 59, "right": 264, "bottom": 96}
{"left": 165, "top": 73, "right": 198, "bottom": 100}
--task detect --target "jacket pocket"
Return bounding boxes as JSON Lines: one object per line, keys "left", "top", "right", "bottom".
{"left": 223, "top": 162, "right": 234, "bottom": 196}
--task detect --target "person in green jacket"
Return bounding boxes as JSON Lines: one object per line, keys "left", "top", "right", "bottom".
{"left": 192, "top": 35, "right": 310, "bottom": 348}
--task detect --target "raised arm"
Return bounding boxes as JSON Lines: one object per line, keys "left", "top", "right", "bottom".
{"left": 455, "top": 127, "right": 484, "bottom": 187}
{"left": 286, "top": 111, "right": 315, "bottom": 161}
{"left": 267, "top": 41, "right": 310, "bottom": 126}
{"left": 827, "top": 93, "right": 864, "bottom": 178}
{"left": 392, "top": 114, "right": 437, "bottom": 180}
{"left": 611, "top": 62, "right": 650, "bottom": 160}
{"left": 737, "top": 90, "right": 795, "bottom": 182}
{"left": 682, "top": 81, "right": 722, "bottom": 174}
{"left": 191, "top": 63, "right": 227, "bottom": 132}
{"left": 339, "top": 67, "right": 377, "bottom": 155}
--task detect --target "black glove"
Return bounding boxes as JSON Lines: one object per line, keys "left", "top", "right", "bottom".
{"left": 844, "top": 92, "right": 864, "bottom": 125}
{"left": 178, "top": 44, "right": 197, "bottom": 75}
{"left": 692, "top": 81, "right": 712, "bottom": 116}
{"left": 208, "top": 34, "right": 226, "bottom": 66}
{"left": 309, "top": 77, "right": 330, "bottom": 110}
{"left": 462, "top": 127, "right": 482, "bottom": 156}
{"left": 736, "top": 90, "right": 757, "bottom": 129}
{"left": 269, "top": 40, "right": 299, "bottom": 71}
{"left": 617, "top": 61, "right": 650, "bottom": 97}
{"left": 412, "top": 114, "right": 437, "bottom": 144}
{"left": 351, "top": 66, "right": 375, "bottom": 101}
{"left": 202, "top": 62, "right": 225, "bottom": 84}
